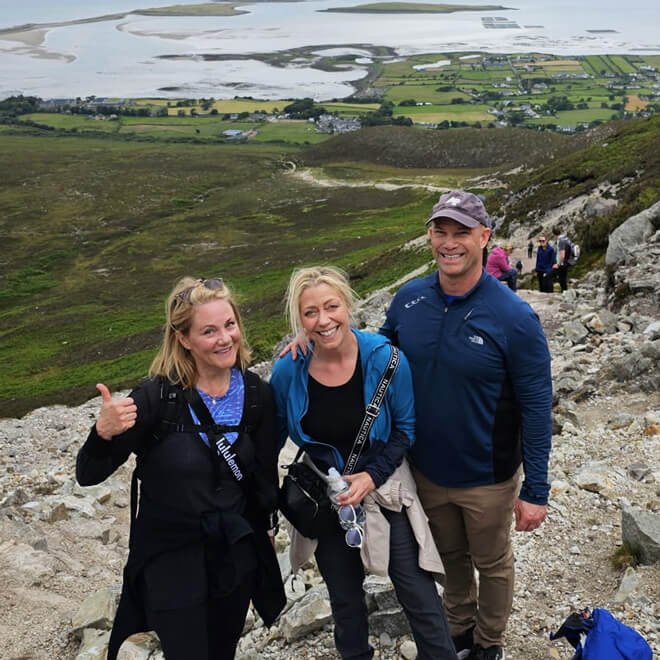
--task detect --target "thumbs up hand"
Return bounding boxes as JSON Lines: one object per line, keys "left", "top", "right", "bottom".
{"left": 95, "top": 383, "right": 137, "bottom": 441}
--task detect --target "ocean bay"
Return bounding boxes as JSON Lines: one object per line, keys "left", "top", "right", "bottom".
{"left": 1, "top": 0, "right": 659, "bottom": 99}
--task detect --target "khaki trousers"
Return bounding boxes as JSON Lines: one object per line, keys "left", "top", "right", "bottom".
{"left": 413, "top": 467, "right": 520, "bottom": 648}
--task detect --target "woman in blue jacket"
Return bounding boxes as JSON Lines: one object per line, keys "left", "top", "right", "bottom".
{"left": 534, "top": 235, "right": 556, "bottom": 292}
{"left": 271, "top": 266, "right": 456, "bottom": 660}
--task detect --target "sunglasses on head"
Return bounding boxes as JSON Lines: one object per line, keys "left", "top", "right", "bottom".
{"left": 175, "top": 277, "right": 224, "bottom": 303}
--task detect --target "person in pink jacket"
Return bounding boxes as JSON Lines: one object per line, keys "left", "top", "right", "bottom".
{"left": 486, "top": 242, "right": 517, "bottom": 291}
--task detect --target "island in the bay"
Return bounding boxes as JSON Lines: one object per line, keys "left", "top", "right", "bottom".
{"left": 321, "top": 3, "right": 513, "bottom": 13}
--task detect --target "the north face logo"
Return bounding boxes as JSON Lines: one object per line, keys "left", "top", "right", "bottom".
{"left": 468, "top": 335, "right": 484, "bottom": 345}
{"left": 446, "top": 196, "right": 462, "bottom": 206}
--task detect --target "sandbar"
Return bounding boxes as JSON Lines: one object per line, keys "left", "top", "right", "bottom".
{"left": 0, "top": 27, "right": 49, "bottom": 47}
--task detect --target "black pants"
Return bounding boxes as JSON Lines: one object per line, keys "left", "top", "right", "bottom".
{"left": 537, "top": 271, "right": 554, "bottom": 293}
{"left": 498, "top": 269, "right": 518, "bottom": 292}
{"left": 555, "top": 264, "right": 570, "bottom": 291}
{"left": 142, "top": 574, "right": 254, "bottom": 659}
{"left": 314, "top": 507, "right": 457, "bottom": 660}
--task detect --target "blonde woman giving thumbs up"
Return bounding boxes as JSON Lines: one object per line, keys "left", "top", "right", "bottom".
{"left": 76, "top": 277, "right": 285, "bottom": 660}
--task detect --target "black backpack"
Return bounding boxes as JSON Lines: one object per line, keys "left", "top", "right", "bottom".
{"left": 151, "top": 370, "right": 262, "bottom": 445}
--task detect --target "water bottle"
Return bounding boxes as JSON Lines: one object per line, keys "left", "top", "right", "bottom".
{"left": 326, "top": 467, "right": 349, "bottom": 506}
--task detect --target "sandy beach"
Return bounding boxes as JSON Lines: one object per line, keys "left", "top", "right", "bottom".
{"left": 0, "top": 27, "right": 78, "bottom": 63}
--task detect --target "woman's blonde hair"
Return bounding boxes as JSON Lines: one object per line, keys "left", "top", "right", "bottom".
{"left": 149, "top": 277, "right": 251, "bottom": 388}
{"left": 285, "top": 266, "right": 359, "bottom": 336}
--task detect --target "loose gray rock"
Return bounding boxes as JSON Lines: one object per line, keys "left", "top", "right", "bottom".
{"left": 368, "top": 608, "right": 411, "bottom": 637}
{"left": 71, "top": 588, "right": 120, "bottom": 636}
{"left": 279, "top": 585, "right": 333, "bottom": 642}
{"left": 621, "top": 507, "right": 660, "bottom": 565}
{"left": 400, "top": 639, "right": 418, "bottom": 660}
{"left": 614, "top": 566, "right": 641, "bottom": 603}
{"left": 75, "top": 628, "right": 111, "bottom": 660}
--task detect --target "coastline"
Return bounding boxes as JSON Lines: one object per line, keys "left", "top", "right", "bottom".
{"left": 1, "top": 1, "right": 659, "bottom": 100}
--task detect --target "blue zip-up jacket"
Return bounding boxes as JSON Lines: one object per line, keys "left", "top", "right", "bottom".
{"left": 535, "top": 244, "right": 556, "bottom": 274}
{"left": 381, "top": 271, "right": 552, "bottom": 505}
{"left": 270, "top": 329, "right": 415, "bottom": 487}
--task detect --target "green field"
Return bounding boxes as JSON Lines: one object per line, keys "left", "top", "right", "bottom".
{"left": 251, "top": 121, "right": 330, "bottom": 144}
{"left": 385, "top": 86, "right": 471, "bottom": 105}
{"left": 322, "top": 102, "right": 381, "bottom": 116}
{"left": 393, "top": 105, "right": 493, "bottom": 123}
{"left": 17, "top": 112, "right": 336, "bottom": 144}
{"left": 529, "top": 108, "right": 618, "bottom": 127}
{"left": 21, "top": 113, "right": 119, "bottom": 133}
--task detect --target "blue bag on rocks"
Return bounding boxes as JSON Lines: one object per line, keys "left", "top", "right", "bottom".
{"left": 550, "top": 607, "right": 652, "bottom": 659}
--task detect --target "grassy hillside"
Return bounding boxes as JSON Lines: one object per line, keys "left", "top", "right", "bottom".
{"left": 299, "top": 125, "right": 581, "bottom": 169}
{"left": 0, "top": 134, "right": 435, "bottom": 417}
{"left": 492, "top": 115, "right": 660, "bottom": 247}
{"left": 1, "top": 115, "right": 657, "bottom": 418}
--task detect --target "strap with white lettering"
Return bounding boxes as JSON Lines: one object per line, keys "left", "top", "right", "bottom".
{"left": 184, "top": 388, "right": 248, "bottom": 485}
{"left": 343, "top": 345, "right": 400, "bottom": 476}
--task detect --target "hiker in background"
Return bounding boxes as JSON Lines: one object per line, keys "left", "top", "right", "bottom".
{"left": 527, "top": 240, "right": 534, "bottom": 259}
{"left": 271, "top": 266, "right": 457, "bottom": 660}
{"left": 76, "top": 277, "right": 284, "bottom": 660}
{"left": 381, "top": 191, "right": 553, "bottom": 660}
{"left": 552, "top": 226, "right": 573, "bottom": 292}
{"left": 486, "top": 241, "right": 518, "bottom": 291}
{"left": 534, "top": 235, "right": 555, "bottom": 293}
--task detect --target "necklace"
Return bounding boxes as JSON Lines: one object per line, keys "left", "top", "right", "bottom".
{"left": 200, "top": 369, "right": 232, "bottom": 405}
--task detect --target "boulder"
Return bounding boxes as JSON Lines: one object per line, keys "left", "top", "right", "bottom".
{"left": 605, "top": 201, "right": 659, "bottom": 267}
{"left": 621, "top": 507, "right": 660, "bottom": 564}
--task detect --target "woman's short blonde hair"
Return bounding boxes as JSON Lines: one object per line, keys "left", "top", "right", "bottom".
{"left": 149, "top": 277, "right": 251, "bottom": 388}
{"left": 286, "top": 266, "right": 358, "bottom": 336}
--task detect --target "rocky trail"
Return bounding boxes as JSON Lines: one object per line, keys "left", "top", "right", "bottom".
{"left": 0, "top": 203, "right": 658, "bottom": 660}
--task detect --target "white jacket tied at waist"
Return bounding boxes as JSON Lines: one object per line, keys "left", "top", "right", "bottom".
{"left": 288, "top": 458, "right": 445, "bottom": 583}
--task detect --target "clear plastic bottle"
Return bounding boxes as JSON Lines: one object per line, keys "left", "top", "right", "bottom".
{"left": 326, "top": 467, "right": 349, "bottom": 506}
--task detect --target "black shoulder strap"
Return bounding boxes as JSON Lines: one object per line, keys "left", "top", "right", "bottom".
{"left": 183, "top": 386, "right": 251, "bottom": 487}
{"left": 155, "top": 378, "right": 184, "bottom": 437}
{"left": 154, "top": 372, "right": 262, "bottom": 436}
{"left": 242, "top": 370, "right": 263, "bottom": 433}
{"left": 343, "top": 345, "right": 400, "bottom": 475}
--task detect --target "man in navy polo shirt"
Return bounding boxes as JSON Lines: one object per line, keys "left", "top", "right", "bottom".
{"left": 380, "top": 191, "right": 552, "bottom": 660}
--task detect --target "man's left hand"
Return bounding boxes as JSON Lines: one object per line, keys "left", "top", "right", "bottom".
{"left": 514, "top": 498, "right": 547, "bottom": 532}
